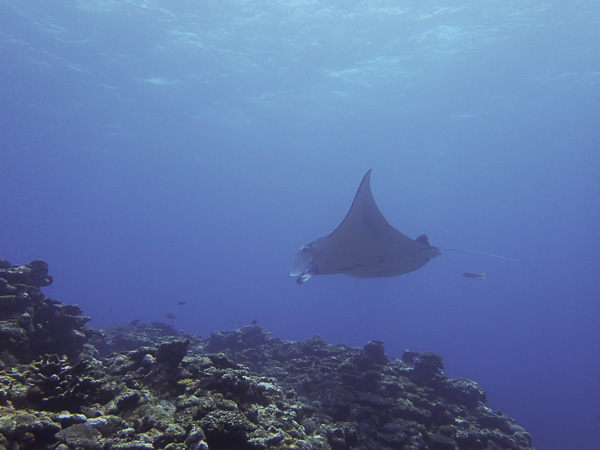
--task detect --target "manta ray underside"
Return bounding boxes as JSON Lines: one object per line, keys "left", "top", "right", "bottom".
{"left": 291, "top": 169, "right": 441, "bottom": 284}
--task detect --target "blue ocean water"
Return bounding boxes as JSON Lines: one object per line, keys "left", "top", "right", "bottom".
{"left": 1, "top": 1, "right": 598, "bottom": 448}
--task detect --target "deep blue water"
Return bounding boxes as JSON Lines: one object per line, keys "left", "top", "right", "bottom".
{"left": 1, "top": 1, "right": 599, "bottom": 448}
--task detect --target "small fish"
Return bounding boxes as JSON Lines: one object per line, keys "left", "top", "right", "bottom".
{"left": 176, "top": 301, "right": 187, "bottom": 305}
{"left": 130, "top": 319, "right": 140, "bottom": 325}
{"left": 463, "top": 272, "right": 486, "bottom": 280}
{"left": 165, "top": 313, "right": 176, "bottom": 320}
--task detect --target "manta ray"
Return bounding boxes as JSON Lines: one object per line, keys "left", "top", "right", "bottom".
{"left": 291, "top": 170, "right": 518, "bottom": 284}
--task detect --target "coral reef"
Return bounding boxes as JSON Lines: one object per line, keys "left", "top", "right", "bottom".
{"left": 0, "top": 259, "right": 92, "bottom": 363}
{"left": 0, "top": 258, "right": 534, "bottom": 449}
{"left": 201, "top": 328, "right": 533, "bottom": 449}
{"left": 91, "top": 320, "right": 202, "bottom": 357}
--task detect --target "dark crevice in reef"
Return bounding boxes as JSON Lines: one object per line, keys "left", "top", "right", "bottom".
{"left": 0, "top": 258, "right": 535, "bottom": 449}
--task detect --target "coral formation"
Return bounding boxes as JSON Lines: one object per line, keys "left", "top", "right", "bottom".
{"left": 0, "top": 259, "right": 91, "bottom": 363}
{"left": 0, "top": 258, "right": 535, "bottom": 449}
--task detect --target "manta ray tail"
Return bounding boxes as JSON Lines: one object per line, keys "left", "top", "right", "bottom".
{"left": 437, "top": 247, "right": 522, "bottom": 262}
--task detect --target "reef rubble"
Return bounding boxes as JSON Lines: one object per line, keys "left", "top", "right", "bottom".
{"left": 0, "top": 259, "right": 534, "bottom": 449}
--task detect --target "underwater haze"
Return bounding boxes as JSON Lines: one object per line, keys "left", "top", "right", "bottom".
{"left": 1, "top": 1, "right": 599, "bottom": 448}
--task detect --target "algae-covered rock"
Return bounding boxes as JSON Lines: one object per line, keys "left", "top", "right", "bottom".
{"left": 156, "top": 338, "right": 190, "bottom": 367}
{"left": 55, "top": 423, "right": 103, "bottom": 449}
{"left": 200, "top": 409, "right": 257, "bottom": 448}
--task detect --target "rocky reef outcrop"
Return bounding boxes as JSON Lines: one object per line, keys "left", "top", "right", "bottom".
{"left": 200, "top": 327, "right": 533, "bottom": 449}
{"left": 0, "top": 258, "right": 535, "bottom": 449}
{"left": 0, "top": 258, "right": 92, "bottom": 363}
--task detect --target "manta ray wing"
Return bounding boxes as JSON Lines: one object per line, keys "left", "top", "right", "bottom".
{"left": 291, "top": 170, "right": 440, "bottom": 284}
